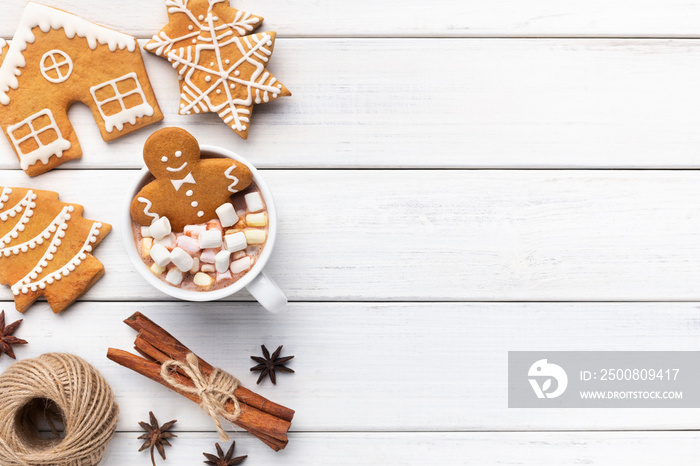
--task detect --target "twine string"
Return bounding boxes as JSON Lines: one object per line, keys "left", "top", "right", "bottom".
{"left": 0, "top": 353, "right": 119, "bottom": 466}
{"left": 160, "top": 353, "right": 241, "bottom": 442}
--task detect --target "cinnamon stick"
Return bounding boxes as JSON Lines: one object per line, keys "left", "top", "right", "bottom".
{"left": 132, "top": 335, "right": 291, "bottom": 441}
{"left": 107, "top": 312, "right": 294, "bottom": 451}
{"left": 125, "top": 312, "right": 295, "bottom": 422}
{"left": 107, "top": 349, "right": 287, "bottom": 451}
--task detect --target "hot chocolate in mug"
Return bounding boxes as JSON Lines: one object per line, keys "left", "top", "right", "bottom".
{"left": 123, "top": 144, "right": 287, "bottom": 312}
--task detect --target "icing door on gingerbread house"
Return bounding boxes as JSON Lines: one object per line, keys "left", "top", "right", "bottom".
{"left": 0, "top": 2, "right": 163, "bottom": 177}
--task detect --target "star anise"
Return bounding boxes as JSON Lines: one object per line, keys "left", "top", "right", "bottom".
{"left": 203, "top": 441, "right": 247, "bottom": 466}
{"left": 250, "top": 345, "right": 294, "bottom": 385}
{"left": 0, "top": 310, "right": 27, "bottom": 359}
{"left": 138, "top": 411, "right": 177, "bottom": 466}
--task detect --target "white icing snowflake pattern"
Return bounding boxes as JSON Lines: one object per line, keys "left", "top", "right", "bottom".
{"left": 145, "top": 0, "right": 289, "bottom": 138}
{"left": 146, "top": 0, "right": 261, "bottom": 57}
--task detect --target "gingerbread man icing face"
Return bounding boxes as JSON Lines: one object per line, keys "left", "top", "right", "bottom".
{"left": 130, "top": 127, "right": 253, "bottom": 230}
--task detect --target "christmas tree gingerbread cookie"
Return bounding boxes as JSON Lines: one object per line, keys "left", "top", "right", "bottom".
{"left": 0, "top": 2, "right": 163, "bottom": 176}
{"left": 145, "top": 0, "right": 290, "bottom": 139}
{"left": 0, "top": 187, "right": 111, "bottom": 313}
{"left": 130, "top": 127, "right": 253, "bottom": 231}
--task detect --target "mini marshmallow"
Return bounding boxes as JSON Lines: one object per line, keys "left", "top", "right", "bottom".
{"left": 244, "top": 229, "right": 266, "bottom": 244}
{"left": 150, "top": 243, "right": 171, "bottom": 267}
{"left": 176, "top": 235, "right": 200, "bottom": 254}
{"left": 201, "top": 264, "right": 216, "bottom": 273}
{"left": 190, "top": 257, "right": 200, "bottom": 274}
{"left": 170, "top": 247, "right": 194, "bottom": 272}
{"left": 165, "top": 268, "right": 183, "bottom": 286}
{"left": 155, "top": 233, "right": 175, "bottom": 250}
{"left": 149, "top": 217, "right": 171, "bottom": 240}
{"left": 193, "top": 272, "right": 214, "bottom": 287}
{"left": 225, "top": 232, "right": 247, "bottom": 252}
{"left": 199, "top": 229, "right": 223, "bottom": 249}
{"left": 200, "top": 248, "right": 218, "bottom": 264}
{"left": 140, "top": 238, "right": 153, "bottom": 259}
{"left": 217, "top": 270, "right": 232, "bottom": 282}
{"left": 232, "top": 250, "right": 246, "bottom": 260}
{"left": 141, "top": 226, "right": 151, "bottom": 237}
{"left": 225, "top": 229, "right": 239, "bottom": 236}
{"left": 184, "top": 224, "right": 207, "bottom": 237}
{"left": 230, "top": 256, "right": 252, "bottom": 274}
{"left": 150, "top": 262, "right": 166, "bottom": 275}
{"left": 216, "top": 203, "right": 239, "bottom": 227}
{"left": 246, "top": 213, "right": 267, "bottom": 227}
{"left": 206, "top": 219, "right": 223, "bottom": 231}
{"left": 244, "top": 192, "right": 264, "bottom": 212}
{"left": 215, "top": 250, "right": 231, "bottom": 273}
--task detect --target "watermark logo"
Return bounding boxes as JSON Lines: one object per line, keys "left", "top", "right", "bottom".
{"left": 528, "top": 359, "right": 568, "bottom": 399}
{"left": 509, "top": 352, "right": 699, "bottom": 408}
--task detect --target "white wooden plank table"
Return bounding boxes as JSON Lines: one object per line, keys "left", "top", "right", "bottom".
{"left": 1, "top": 1, "right": 700, "bottom": 465}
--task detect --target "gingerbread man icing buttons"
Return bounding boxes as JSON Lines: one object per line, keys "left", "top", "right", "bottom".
{"left": 0, "top": 187, "right": 111, "bottom": 313}
{"left": 130, "top": 127, "right": 254, "bottom": 231}
{"left": 0, "top": 2, "right": 163, "bottom": 176}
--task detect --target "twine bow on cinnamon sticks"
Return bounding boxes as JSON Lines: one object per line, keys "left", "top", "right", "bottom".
{"left": 107, "top": 312, "right": 294, "bottom": 451}
{"left": 161, "top": 353, "right": 241, "bottom": 442}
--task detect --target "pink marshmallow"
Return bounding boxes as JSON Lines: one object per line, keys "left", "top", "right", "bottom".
{"left": 230, "top": 256, "right": 252, "bottom": 274}
{"left": 200, "top": 248, "right": 218, "bottom": 264}
{"left": 184, "top": 224, "right": 207, "bottom": 238}
{"left": 206, "top": 219, "right": 223, "bottom": 232}
{"left": 216, "top": 270, "right": 232, "bottom": 282}
{"left": 176, "top": 235, "right": 200, "bottom": 254}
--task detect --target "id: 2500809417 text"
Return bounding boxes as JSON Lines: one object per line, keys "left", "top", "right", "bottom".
{"left": 582, "top": 368, "right": 679, "bottom": 382}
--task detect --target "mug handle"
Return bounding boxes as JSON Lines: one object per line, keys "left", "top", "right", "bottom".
{"left": 246, "top": 271, "right": 287, "bottom": 313}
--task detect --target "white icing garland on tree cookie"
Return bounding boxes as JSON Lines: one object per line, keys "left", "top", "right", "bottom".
{"left": 0, "top": 190, "right": 36, "bottom": 224}
{"left": 1, "top": 206, "right": 73, "bottom": 257}
{"left": 0, "top": 187, "right": 11, "bottom": 210}
{"left": 0, "top": 188, "right": 110, "bottom": 310}
{"left": 12, "top": 221, "right": 102, "bottom": 295}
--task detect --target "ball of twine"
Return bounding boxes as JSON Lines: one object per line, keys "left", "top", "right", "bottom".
{"left": 0, "top": 353, "right": 119, "bottom": 466}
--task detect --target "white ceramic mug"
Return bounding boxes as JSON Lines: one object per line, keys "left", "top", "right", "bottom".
{"left": 122, "top": 144, "right": 287, "bottom": 312}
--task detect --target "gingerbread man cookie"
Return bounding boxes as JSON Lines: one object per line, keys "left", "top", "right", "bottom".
{"left": 0, "top": 187, "right": 111, "bottom": 313}
{"left": 130, "top": 127, "right": 253, "bottom": 231}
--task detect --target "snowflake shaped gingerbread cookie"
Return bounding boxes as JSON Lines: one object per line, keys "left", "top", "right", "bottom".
{"left": 146, "top": 0, "right": 290, "bottom": 139}
{"left": 130, "top": 127, "right": 253, "bottom": 231}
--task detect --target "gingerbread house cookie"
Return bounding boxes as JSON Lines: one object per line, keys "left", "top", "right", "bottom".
{"left": 0, "top": 2, "right": 164, "bottom": 176}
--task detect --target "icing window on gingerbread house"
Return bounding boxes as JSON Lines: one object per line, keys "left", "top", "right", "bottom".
{"left": 90, "top": 72, "right": 155, "bottom": 133}
{"left": 40, "top": 50, "right": 73, "bottom": 84}
{"left": 7, "top": 109, "right": 71, "bottom": 170}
